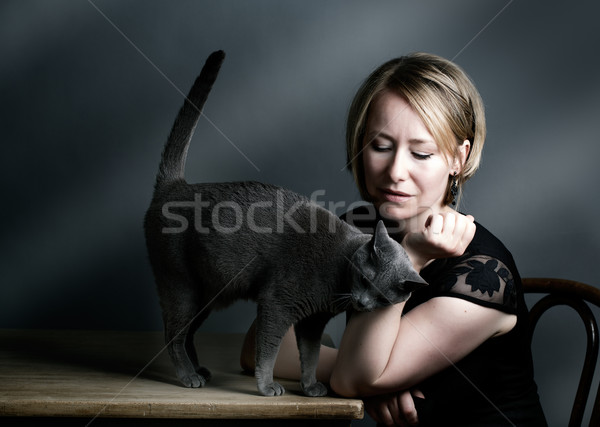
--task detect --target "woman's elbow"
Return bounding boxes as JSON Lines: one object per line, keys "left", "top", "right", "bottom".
{"left": 331, "top": 368, "right": 405, "bottom": 397}
{"left": 330, "top": 368, "right": 363, "bottom": 397}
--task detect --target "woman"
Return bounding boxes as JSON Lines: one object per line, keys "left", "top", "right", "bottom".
{"left": 241, "top": 53, "right": 547, "bottom": 426}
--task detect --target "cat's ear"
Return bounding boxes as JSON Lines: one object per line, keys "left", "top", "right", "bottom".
{"left": 403, "top": 271, "right": 429, "bottom": 291}
{"left": 372, "top": 220, "right": 392, "bottom": 258}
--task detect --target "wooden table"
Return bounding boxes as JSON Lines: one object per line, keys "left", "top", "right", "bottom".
{"left": 0, "top": 329, "right": 363, "bottom": 426}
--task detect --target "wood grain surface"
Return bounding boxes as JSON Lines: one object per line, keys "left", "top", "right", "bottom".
{"left": 0, "top": 329, "right": 363, "bottom": 421}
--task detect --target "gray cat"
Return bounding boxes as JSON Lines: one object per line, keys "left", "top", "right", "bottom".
{"left": 144, "top": 50, "right": 427, "bottom": 397}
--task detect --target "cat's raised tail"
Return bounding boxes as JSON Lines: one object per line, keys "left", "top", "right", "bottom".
{"left": 155, "top": 50, "right": 225, "bottom": 189}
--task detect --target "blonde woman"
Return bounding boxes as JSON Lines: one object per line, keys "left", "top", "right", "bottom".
{"left": 242, "top": 53, "right": 547, "bottom": 426}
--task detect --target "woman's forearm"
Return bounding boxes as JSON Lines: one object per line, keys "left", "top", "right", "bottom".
{"left": 330, "top": 302, "right": 406, "bottom": 397}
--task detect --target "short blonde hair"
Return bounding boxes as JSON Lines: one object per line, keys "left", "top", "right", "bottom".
{"left": 346, "top": 52, "right": 486, "bottom": 205}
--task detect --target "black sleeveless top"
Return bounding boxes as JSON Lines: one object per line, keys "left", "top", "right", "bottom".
{"left": 343, "top": 206, "right": 547, "bottom": 426}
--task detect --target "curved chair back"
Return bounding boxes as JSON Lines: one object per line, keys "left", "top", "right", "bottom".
{"left": 523, "top": 277, "right": 600, "bottom": 427}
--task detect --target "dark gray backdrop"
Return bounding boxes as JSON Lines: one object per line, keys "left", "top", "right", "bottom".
{"left": 2, "top": 1, "right": 599, "bottom": 425}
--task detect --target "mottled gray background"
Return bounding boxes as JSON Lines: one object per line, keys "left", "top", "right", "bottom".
{"left": 1, "top": 1, "right": 599, "bottom": 425}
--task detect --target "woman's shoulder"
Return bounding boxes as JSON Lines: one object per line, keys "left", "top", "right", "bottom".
{"left": 468, "top": 221, "right": 518, "bottom": 269}
{"left": 421, "top": 220, "right": 520, "bottom": 314}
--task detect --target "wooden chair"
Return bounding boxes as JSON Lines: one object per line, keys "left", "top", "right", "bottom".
{"left": 523, "top": 278, "right": 600, "bottom": 427}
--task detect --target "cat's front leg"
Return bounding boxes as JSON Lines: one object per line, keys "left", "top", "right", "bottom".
{"left": 294, "top": 313, "right": 331, "bottom": 397}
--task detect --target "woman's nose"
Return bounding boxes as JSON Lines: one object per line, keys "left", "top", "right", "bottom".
{"left": 387, "top": 151, "right": 409, "bottom": 182}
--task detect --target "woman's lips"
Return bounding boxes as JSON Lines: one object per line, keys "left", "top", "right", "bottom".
{"left": 379, "top": 188, "right": 413, "bottom": 203}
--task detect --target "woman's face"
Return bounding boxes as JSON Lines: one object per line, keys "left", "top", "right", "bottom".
{"left": 362, "top": 91, "right": 465, "bottom": 227}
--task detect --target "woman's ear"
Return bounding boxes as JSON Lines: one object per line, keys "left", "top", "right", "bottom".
{"left": 453, "top": 139, "right": 471, "bottom": 173}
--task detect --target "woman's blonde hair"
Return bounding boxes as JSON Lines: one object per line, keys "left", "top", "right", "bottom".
{"left": 346, "top": 52, "right": 486, "bottom": 205}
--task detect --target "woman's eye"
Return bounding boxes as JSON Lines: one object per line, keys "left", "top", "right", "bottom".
{"left": 371, "top": 144, "right": 392, "bottom": 153}
{"left": 412, "top": 152, "right": 432, "bottom": 160}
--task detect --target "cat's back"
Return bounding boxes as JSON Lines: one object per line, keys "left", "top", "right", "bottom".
{"left": 191, "top": 181, "right": 306, "bottom": 207}
{"left": 147, "top": 179, "right": 359, "bottom": 249}
{"left": 147, "top": 180, "right": 311, "bottom": 236}
{"left": 146, "top": 180, "right": 302, "bottom": 219}
{"left": 190, "top": 181, "right": 317, "bottom": 237}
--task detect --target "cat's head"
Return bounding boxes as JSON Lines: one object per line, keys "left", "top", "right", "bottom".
{"left": 348, "top": 221, "right": 428, "bottom": 312}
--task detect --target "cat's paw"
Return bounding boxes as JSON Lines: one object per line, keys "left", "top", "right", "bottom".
{"left": 179, "top": 368, "right": 211, "bottom": 388}
{"left": 302, "top": 381, "right": 328, "bottom": 397}
{"left": 258, "top": 381, "right": 285, "bottom": 396}
{"left": 196, "top": 366, "right": 212, "bottom": 382}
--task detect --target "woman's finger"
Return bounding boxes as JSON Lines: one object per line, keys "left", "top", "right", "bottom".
{"left": 388, "top": 393, "right": 404, "bottom": 426}
{"left": 365, "top": 396, "right": 392, "bottom": 426}
{"left": 451, "top": 213, "right": 468, "bottom": 245}
{"left": 428, "top": 213, "right": 444, "bottom": 235}
{"left": 397, "top": 390, "right": 419, "bottom": 426}
{"left": 463, "top": 219, "right": 477, "bottom": 248}
{"left": 441, "top": 211, "right": 456, "bottom": 236}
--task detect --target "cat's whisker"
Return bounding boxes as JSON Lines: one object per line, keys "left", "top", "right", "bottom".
{"left": 333, "top": 293, "right": 352, "bottom": 298}
{"left": 331, "top": 293, "right": 353, "bottom": 310}
{"left": 332, "top": 293, "right": 352, "bottom": 301}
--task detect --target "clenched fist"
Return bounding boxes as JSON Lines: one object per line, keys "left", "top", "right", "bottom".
{"left": 402, "top": 211, "right": 476, "bottom": 272}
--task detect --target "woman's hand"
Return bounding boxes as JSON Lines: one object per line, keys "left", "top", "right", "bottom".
{"left": 402, "top": 211, "right": 476, "bottom": 271}
{"left": 365, "top": 389, "right": 424, "bottom": 426}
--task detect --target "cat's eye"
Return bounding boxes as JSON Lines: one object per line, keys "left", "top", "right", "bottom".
{"left": 376, "top": 294, "right": 392, "bottom": 306}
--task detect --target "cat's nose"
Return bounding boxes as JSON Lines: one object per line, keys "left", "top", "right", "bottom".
{"left": 352, "top": 293, "right": 373, "bottom": 311}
